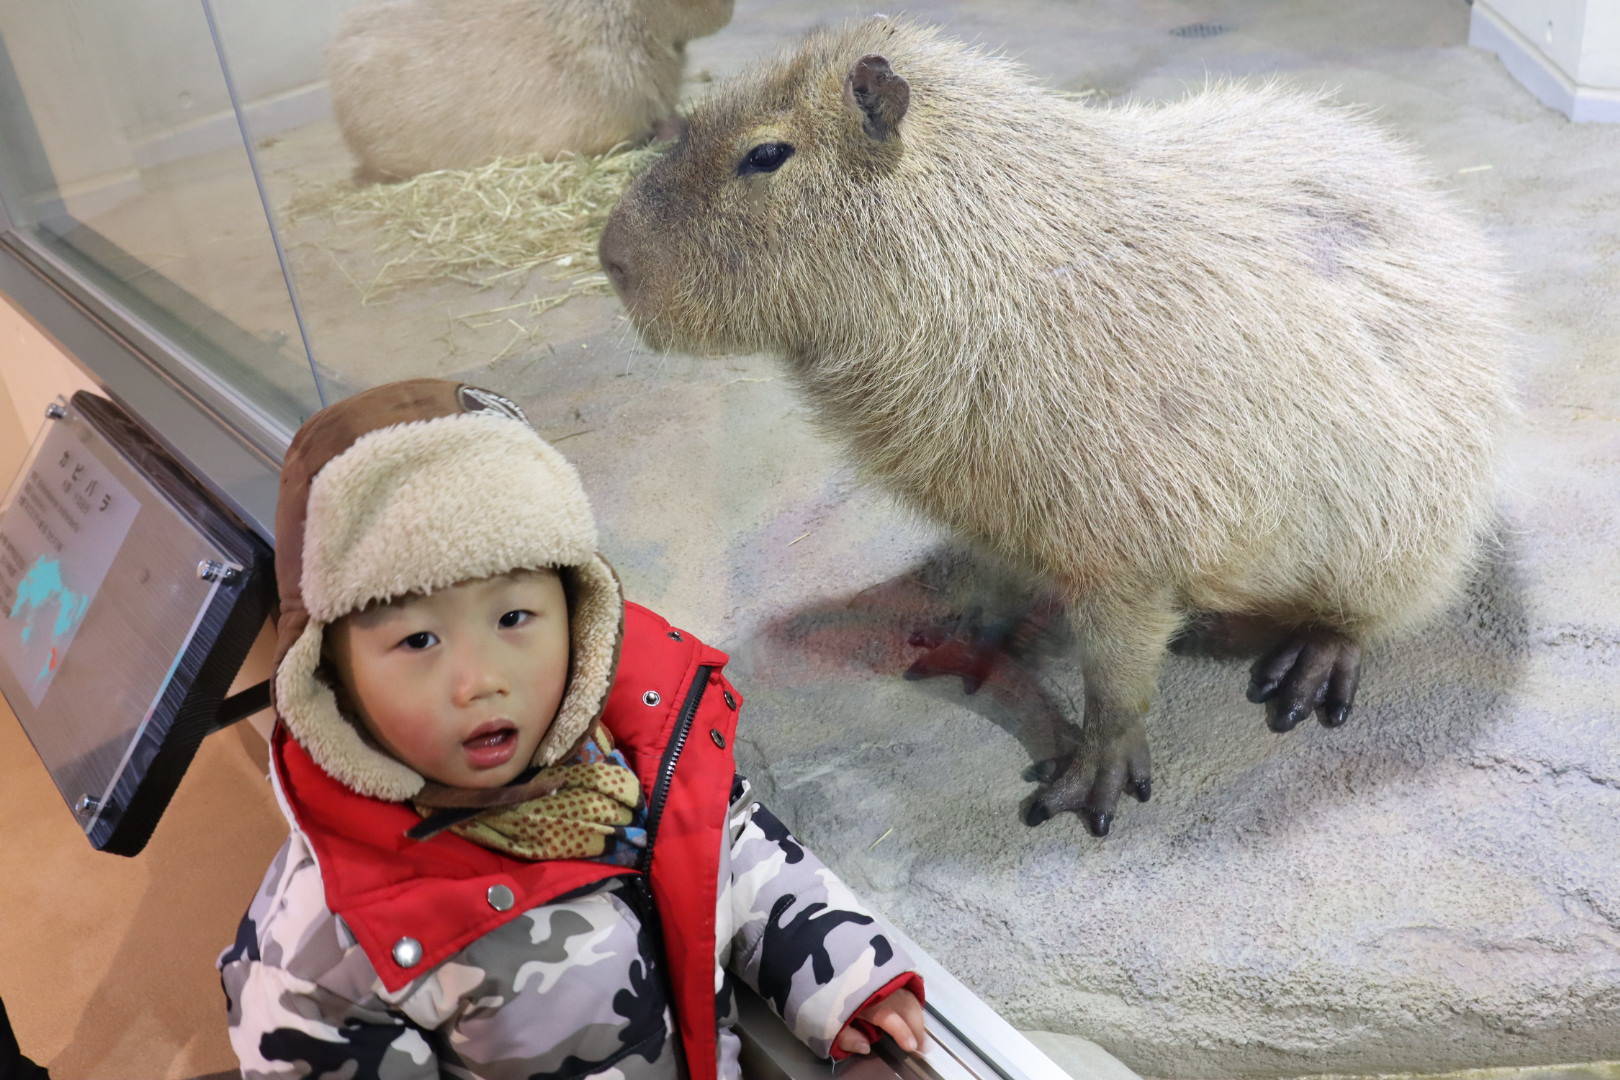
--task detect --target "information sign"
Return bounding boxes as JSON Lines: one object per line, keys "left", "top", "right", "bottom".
{"left": 0, "top": 425, "right": 141, "bottom": 706}
{"left": 0, "top": 392, "right": 273, "bottom": 855}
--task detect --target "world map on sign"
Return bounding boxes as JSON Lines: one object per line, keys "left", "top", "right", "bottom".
{"left": 9, "top": 556, "right": 90, "bottom": 686}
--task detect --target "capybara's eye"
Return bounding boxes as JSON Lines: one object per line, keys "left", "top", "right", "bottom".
{"left": 738, "top": 142, "right": 795, "bottom": 176}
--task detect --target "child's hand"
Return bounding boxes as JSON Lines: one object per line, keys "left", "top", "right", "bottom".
{"left": 835, "top": 988, "right": 926, "bottom": 1056}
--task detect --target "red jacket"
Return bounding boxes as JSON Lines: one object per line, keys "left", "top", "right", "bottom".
{"left": 272, "top": 601, "right": 743, "bottom": 1080}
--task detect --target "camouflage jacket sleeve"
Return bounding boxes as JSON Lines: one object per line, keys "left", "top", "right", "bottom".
{"left": 717, "top": 778, "right": 920, "bottom": 1059}
{"left": 218, "top": 833, "right": 444, "bottom": 1079}
{"left": 219, "top": 831, "right": 680, "bottom": 1080}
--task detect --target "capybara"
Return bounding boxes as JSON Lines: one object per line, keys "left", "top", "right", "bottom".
{"left": 325, "top": 0, "right": 733, "bottom": 181}
{"left": 598, "top": 18, "right": 1512, "bottom": 835}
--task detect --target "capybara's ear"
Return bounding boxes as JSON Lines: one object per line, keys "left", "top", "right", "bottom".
{"left": 844, "top": 54, "right": 909, "bottom": 141}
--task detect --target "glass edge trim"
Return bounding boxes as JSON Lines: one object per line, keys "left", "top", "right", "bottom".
{"left": 0, "top": 231, "right": 283, "bottom": 541}
{"left": 1, "top": 228, "right": 294, "bottom": 460}
{"left": 872, "top": 913, "right": 1079, "bottom": 1080}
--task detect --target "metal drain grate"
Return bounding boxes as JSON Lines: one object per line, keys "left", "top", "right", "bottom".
{"left": 1170, "top": 22, "right": 1228, "bottom": 38}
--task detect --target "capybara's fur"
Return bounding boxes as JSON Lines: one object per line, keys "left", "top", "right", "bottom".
{"left": 325, "top": 0, "right": 733, "bottom": 181}
{"left": 599, "top": 18, "right": 1512, "bottom": 831}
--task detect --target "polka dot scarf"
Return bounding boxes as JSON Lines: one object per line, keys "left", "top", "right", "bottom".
{"left": 416, "top": 727, "right": 648, "bottom": 866}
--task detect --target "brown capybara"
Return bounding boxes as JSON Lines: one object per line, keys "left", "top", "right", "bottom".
{"left": 598, "top": 18, "right": 1512, "bottom": 836}
{"left": 325, "top": 0, "right": 733, "bottom": 181}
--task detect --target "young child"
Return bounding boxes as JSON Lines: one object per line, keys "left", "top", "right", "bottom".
{"left": 219, "top": 379, "right": 924, "bottom": 1079}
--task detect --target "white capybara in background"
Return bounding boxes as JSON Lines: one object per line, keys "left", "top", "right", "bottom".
{"left": 598, "top": 18, "right": 1512, "bottom": 836}
{"left": 325, "top": 0, "right": 733, "bottom": 180}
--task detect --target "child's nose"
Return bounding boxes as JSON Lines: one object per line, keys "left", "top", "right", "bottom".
{"left": 451, "top": 645, "right": 507, "bottom": 704}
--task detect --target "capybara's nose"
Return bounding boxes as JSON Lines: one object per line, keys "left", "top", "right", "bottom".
{"left": 598, "top": 214, "right": 635, "bottom": 301}
{"left": 602, "top": 254, "right": 631, "bottom": 296}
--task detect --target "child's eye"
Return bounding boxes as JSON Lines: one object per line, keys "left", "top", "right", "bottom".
{"left": 498, "top": 610, "right": 532, "bottom": 629}
{"left": 400, "top": 631, "right": 438, "bottom": 650}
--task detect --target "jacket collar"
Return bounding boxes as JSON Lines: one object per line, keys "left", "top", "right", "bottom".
{"left": 265, "top": 602, "right": 730, "bottom": 993}
{"left": 272, "top": 726, "right": 629, "bottom": 992}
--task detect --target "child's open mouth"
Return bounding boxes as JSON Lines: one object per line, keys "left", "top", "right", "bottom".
{"left": 462, "top": 723, "right": 519, "bottom": 770}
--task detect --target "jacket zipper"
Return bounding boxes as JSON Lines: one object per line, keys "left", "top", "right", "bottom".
{"left": 627, "top": 664, "right": 714, "bottom": 1057}
{"left": 639, "top": 663, "right": 713, "bottom": 877}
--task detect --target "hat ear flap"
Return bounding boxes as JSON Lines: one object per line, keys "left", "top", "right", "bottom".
{"left": 534, "top": 555, "right": 624, "bottom": 768}
{"left": 274, "top": 618, "right": 425, "bottom": 801}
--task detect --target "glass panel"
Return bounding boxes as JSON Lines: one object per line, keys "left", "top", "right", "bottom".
{"left": 0, "top": 0, "right": 324, "bottom": 444}
{"left": 203, "top": 0, "right": 651, "bottom": 407}
{"left": 198, "top": 0, "right": 792, "bottom": 608}
{"left": 203, "top": 0, "right": 796, "bottom": 413}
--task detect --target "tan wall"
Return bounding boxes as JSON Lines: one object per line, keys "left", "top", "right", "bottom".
{"left": 0, "top": 287, "right": 282, "bottom": 1079}
{"left": 0, "top": 291, "right": 100, "bottom": 478}
{"left": 0, "top": 363, "right": 25, "bottom": 484}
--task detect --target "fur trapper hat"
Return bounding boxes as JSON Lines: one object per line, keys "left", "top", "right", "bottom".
{"left": 271, "top": 378, "right": 623, "bottom": 802}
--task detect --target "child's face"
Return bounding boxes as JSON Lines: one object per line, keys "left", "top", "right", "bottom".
{"left": 325, "top": 569, "right": 571, "bottom": 789}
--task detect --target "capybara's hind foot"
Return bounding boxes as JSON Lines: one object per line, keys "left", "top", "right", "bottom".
{"left": 1022, "top": 724, "right": 1152, "bottom": 837}
{"left": 1247, "top": 629, "right": 1361, "bottom": 732}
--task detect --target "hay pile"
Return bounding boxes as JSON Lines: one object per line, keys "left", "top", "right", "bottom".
{"left": 288, "top": 144, "right": 663, "bottom": 304}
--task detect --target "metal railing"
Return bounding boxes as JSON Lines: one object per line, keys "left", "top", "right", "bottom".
{"left": 737, "top": 915, "right": 1075, "bottom": 1080}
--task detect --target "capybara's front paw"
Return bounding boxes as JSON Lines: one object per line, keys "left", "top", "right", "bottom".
{"left": 1023, "top": 724, "right": 1152, "bottom": 836}
{"left": 1247, "top": 629, "right": 1361, "bottom": 731}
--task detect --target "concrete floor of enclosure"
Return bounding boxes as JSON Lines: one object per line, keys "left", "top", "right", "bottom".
{"left": 5, "top": 0, "right": 1620, "bottom": 1077}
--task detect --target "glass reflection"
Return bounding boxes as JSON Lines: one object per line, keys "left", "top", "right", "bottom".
{"left": 0, "top": 0, "right": 322, "bottom": 441}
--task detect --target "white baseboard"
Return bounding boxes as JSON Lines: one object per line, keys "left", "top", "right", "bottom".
{"left": 130, "top": 82, "right": 332, "bottom": 170}
{"left": 20, "top": 82, "right": 332, "bottom": 234}
{"left": 26, "top": 172, "right": 146, "bottom": 234}
{"left": 1469, "top": 2, "right": 1620, "bottom": 123}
